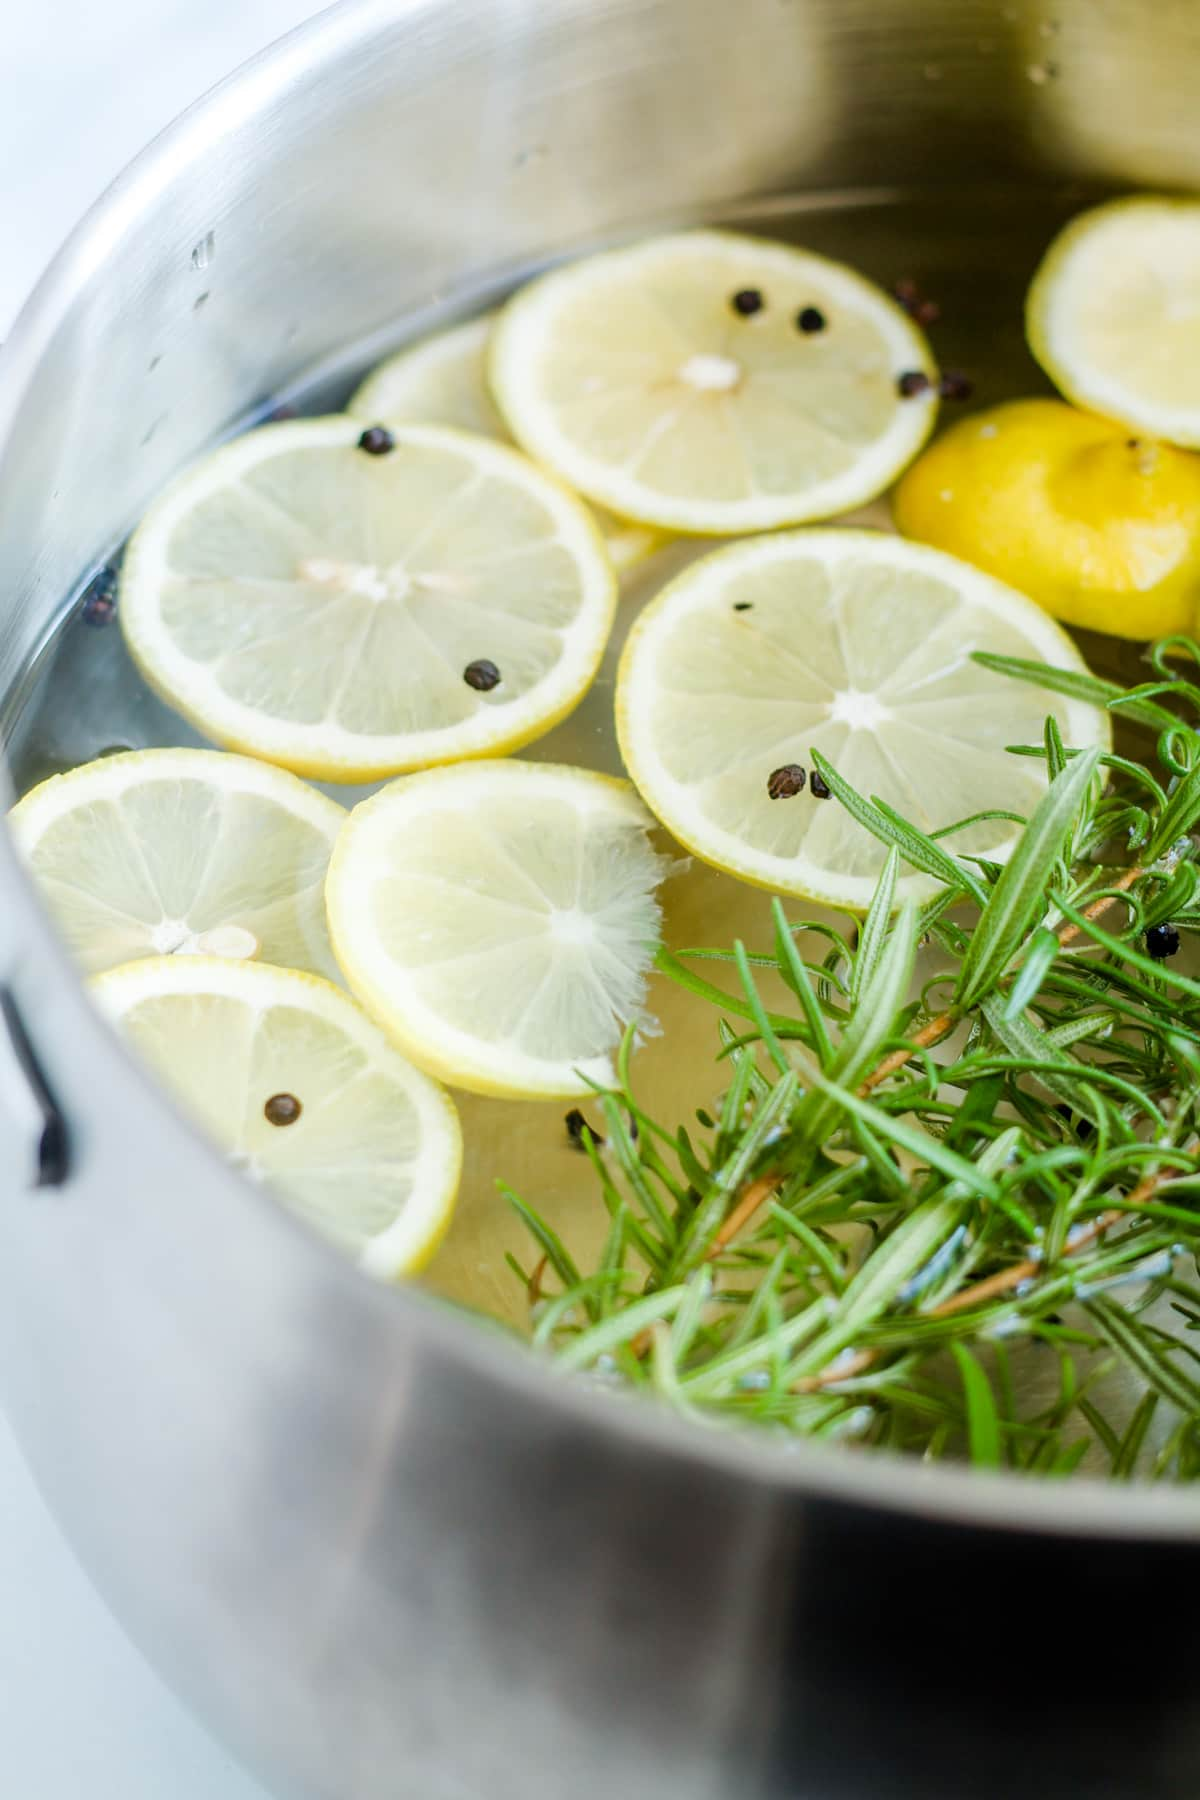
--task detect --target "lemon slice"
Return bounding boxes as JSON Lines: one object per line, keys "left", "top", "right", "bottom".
{"left": 894, "top": 398, "right": 1200, "bottom": 640}
{"left": 349, "top": 313, "right": 664, "bottom": 571}
{"left": 616, "top": 530, "right": 1110, "bottom": 909}
{"left": 489, "top": 230, "right": 938, "bottom": 535}
{"left": 120, "top": 418, "right": 617, "bottom": 783}
{"left": 9, "top": 747, "right": 343, "bottom": 978}
{"left": 1027, "top": 197, "right": 1200, "bottom": 447}
{"left": 326, "top": 760, "right": 670, "bottom": 1098}
{"left": 92, "top": 957, "right": 462, "bottom": 1278}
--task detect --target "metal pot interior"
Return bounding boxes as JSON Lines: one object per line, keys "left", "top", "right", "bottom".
{"left": 3, "top": 10, "right": 1200, "bottom": 1799}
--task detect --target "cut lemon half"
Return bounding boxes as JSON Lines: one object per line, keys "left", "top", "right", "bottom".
{"left": 616, "top": 530, "right": 1110, "bottom": 909}
{"left": 120, "top": 418, "right": 618, "bottom": 783}
{"left": 326, "top": 760, "right": 670, "bottom": 1099}
{"left": 349, "top": 313, "right": 664, "bottom": 571}
{"left": 1027, "top": 196, "right": 1200, "bottom": 447}
{"left": 93, "top": 956, "right": 462, "bottom": 1279}
{"left": 894, "top": 398, "right": 1200, "bottom": 640}
{"left": 489, "top": 230, "right": 938, "bottom": 535}
{"left": 10, "top": 747, "right": 343, "bottom": 978}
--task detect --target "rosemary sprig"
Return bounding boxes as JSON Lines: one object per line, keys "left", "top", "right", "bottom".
{"left": 504, "top": 637, "right": 1200, "bottom": 1479}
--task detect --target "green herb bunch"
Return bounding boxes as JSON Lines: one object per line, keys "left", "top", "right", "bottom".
{"left": 504, "top": 638, "right": 1200, "bottom": 1480}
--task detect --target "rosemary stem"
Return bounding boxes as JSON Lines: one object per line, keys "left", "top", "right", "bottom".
{"left": 1055, "top": 863, "right": 1143, "bottom": 948}
{"left": 708, "top": 1173, "right": 783, "bottom": 1255}
{"left": 714, "top": 865, "right": 1148, "bottom": 1254}
{"left": 860, "top": 1013, "right": 957, "bottom": 1093}
{"left": 795, "top": 1144, "right": 1197, "bottom": 1393}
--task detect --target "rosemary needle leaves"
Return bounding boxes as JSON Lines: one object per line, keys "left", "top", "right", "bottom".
{"left": 505, "top": 636, "right": 1200, "bottom": 1481}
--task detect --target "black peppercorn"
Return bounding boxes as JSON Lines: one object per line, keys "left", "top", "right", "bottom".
{"left": 897, "top": 370, "right": 932, "bottom": 399}
{"left": 938, "top": 370, "right": 974, "bottom": 401}
{"left": 893, "top": 279, "right": 941, "bottom": 326}
{"left": 796, "top": 306, "right": 826, "bottom": 334}
{"left": 1146, "top": 922, "right": 1181, "bottom": 961}
{"left": 730, "top": 288, "right": 765, "bottom": 316}
{"left": 565, "top": 1107, "right": 603, "bottom": 1150}
{"left": 357, "top": 425, "right": 395, "bottom": 455}
{"left": 82, "top": 592, "right": 116, "bottom": 627}
{"left": 810, "top": 769, "right": 832, "bottom": 799}
{"left": 767, "top": 764, "right": 807, "bottom": 799}
{"left": 464, "top": 659, "right": 502, "bottom": 692}
{"left": 81, "top": 566, "right": 118, "bottom": 627}
{"left": 264, "top": 1093, "right": 302, "bottom": 1127}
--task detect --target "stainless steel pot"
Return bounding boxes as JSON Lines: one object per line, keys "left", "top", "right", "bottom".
{"left": 3, "top": 3, "right": 1200, "bottom": 1796}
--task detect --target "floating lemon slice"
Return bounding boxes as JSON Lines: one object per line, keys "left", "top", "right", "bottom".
{"left": 352, "top": 316, "right": 510, "bottom": 440}
{"left": 489, "top": 230, "right": 938, "bottom": 535}
{"left": 326, "top": 760, "right": 670, "bottom": 1099}
{"left": 10, "top": 747, "right": 343, "bottom": 978}
{"left": 894, "top": 399, "right": 1200, "bottom": 640}
{"left": 616, "top": 530, "right": 1110, "bottom": 909}
{"left": 93, "top": 957, "right": 462, "bottom": 1279}
{"left": 349, "top": 313, "right": 664, "bottom": 571}
{"left": 1027, "top": 196, "right": 1200, "bottom": 448}
{"left": 120, "top": 418, "right": 617, "bottom": 783}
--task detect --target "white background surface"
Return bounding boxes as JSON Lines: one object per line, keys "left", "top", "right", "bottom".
{"left": 0, "top": 7, "right": 326, "bottom": 1793}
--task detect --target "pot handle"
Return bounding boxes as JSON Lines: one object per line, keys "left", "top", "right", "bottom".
{"left": 0, "top": 988, "right": 69, "bottom": 1187}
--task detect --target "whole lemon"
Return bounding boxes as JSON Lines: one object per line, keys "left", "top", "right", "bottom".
{"left": 892, "top": 398, "right": 1200, "bottom": 639}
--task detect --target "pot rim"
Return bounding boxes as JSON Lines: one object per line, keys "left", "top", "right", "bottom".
{"left": 2, "top": 0, "right": 1197, "bottom": 1545}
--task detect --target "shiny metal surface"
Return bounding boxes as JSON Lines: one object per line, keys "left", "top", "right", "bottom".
{"left": 3, "top": 3, "right": 1200, "bottom": 1797}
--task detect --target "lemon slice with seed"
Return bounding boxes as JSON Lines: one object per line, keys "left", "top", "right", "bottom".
{"left": 616, "top": 531, "right": 1110, "bottom": 909}
{"left": 93, "top": 957, "right": 462, "bottom": 1278}
{"left": 9, "top": 747, "right": 343, "bottom": 978}
{"left": 1027, "top": 197, "right": 1200, "bottom": 448}
{"left": 120, "top": 418, "right": 617, "bottom": 783}
{"left": 326, "top": 759, "right": 670, "bottom": 1099}
{"left": 349, "top": 313, "right": 665, "bottom": 571}
{"left": 489, "top": 230, "right": 938, "bottom": 536}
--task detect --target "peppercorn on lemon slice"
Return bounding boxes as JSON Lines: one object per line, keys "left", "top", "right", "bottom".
{"left": 92, "top": 956, "right": 462, "bottom": 1279}
{"left": 616, "top": 531, "right": 1110, "bottom": 910}
{"left": 1027, "top": 197, "right": 1200, "bottom": 448}
{"left": 9, "top": 747, "right": 343, "bottom": 978}
{"left": 350, "top": 313, "right": 665, "bottom": 571}
{"left": 119, "top": 418, "right": 617, "bottom": 783}
{"left": 325, "top": 760, "right": 670, "bottom": 1099}
{"left": 489, "top": 231, "right": 938, "bottom": 535}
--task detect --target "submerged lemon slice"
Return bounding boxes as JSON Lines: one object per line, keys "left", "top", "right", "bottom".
{"left": 120, "top": 418, "right": 617, "bottom": 783}
{"left": 489, "top": 230, "right": 938, "bottom": 535}
{"left": 326, "top": 759, "right": 670, "bottom": 1099}
{"left": 350, "top": 313, "right": 664, "bottom": 571}
{"left": 894, "top": 399, "right": 1200, "bottom": 640}
{"left": 10, "top": 747, "right": 343, "bottom": 978}
{"left": 352, "top": 316, "right": 509, "bottom": 440}
{"left": 616, "top": 530, "right": 1110, "bottom": 909}
{"left": 1028, "top": 196, "right": 1200, "bottom": 448}
{"left": 93, "top": 957, "right": 462, "bottom": 1278}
